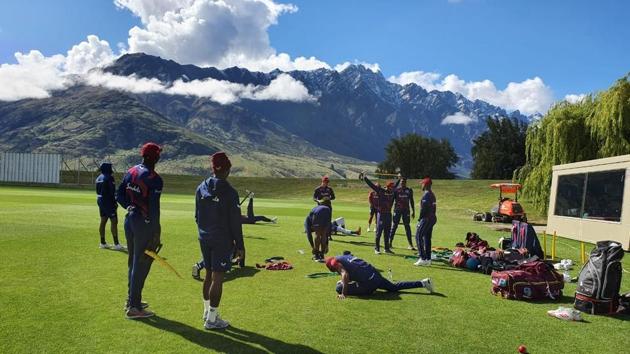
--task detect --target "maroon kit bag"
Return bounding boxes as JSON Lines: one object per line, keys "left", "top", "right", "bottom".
{"left": 491, "top": 261, "right": 564, "bottom": 300}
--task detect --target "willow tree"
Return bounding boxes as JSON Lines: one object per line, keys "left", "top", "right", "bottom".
{"left": 519, "top": 74, "right": 630, "bottom": 212}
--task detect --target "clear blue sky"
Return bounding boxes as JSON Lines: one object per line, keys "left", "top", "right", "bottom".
{"left": 1, "top": 0, "right": 628, "bottom": 98}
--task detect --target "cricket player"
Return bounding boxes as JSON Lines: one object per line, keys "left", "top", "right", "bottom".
{"left": 414, "top": 178, "right": 437, "bottom": 266}
{"left": 195, "top": 152, "right": 245, "bottom": 330}
{"left": 390, "top": 177, "right": 415, "bottom": 250}
{"left": 367, "top": 184, "right": 379, "bottom": 232}
{"left": 95, "top": 162, "right": 125, "bottom": 250}
{"left": 304, "top": 198, "right": 332, "bottom": 261}
{"left": 117, "top": 143, "right": 163, "bottom": 319}
{"left": 360, "top": 174, "right": 399, "bottom": 254}
{"left": 325, "top": 254, "right": 433, "bottom": 298}
{"left": 241, "top": 192, "right": 277, "bottom": 225}
{"left": 313, "top": 175, "right": 335, "bottom": 205}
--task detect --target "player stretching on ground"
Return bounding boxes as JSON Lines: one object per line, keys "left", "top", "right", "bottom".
{"left": 325, "top": 254, "right": 433, "bottom": 299}
{"left": 117, "top": 143, "right": 163, "bottom": 319}
{"left": 240, "top": 192, "right": 277, "bottom": 224}
{"left": 95, "top": 162, "right": 125, "bottom": 250}
{"left": 390, "top": 177, "right": 415, "bottom": 250}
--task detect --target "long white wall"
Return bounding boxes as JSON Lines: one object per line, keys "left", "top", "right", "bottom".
{"left": 0, "top": 152, "right": 61, "bottom": 184}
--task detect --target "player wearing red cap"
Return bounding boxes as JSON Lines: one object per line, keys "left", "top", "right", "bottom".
{"left": 325, "top": 254, "right": 433, "bottom": 298}
{"left": 313, "top": 175, "right": 335, "bottom": 204}
{"left": 117, "top": 142, "right": 163, "bottom": 319}
{"left": 414, "top": 177, "right": 437, "bottom": 266}
{"left": 195, "top": 151, "right": 245, "bottom": 330}
{"left": 359, "top": 174, "right": 399, "bottom": 254}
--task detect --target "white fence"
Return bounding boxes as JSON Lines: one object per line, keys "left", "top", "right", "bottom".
{"left": 0, "top": 152, "right": 61, "bottom": 184}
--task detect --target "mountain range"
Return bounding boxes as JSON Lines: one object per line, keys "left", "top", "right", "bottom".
{"left": 0, "top": 53, "right": 528, "bottom": 177}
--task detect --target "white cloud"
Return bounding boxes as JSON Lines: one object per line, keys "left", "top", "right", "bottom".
{"left": 84, "top": 71, "right": 165, "bottom": 94}
{"left": 565, "top": 93, "right": 586, "bottom": 103}
{"left": 66, "top": 35, "right": 115, "bottom": 74}
{"left": 117, "top": 0, "right": 316, "bottom": 72}
{"left": 82, "top": 70, "right": 314, "bottom": 104}
{"left": 388, "top": 71, "right": 554, "bottom": 115}
{"left": 441, "top": 112, "right": 476, "bottom": 125}
{"left": 0, "top": 50, "right": 69, "bottom": 101}
{"left": 334, "top": 61, "right": 381, "bottom": 73}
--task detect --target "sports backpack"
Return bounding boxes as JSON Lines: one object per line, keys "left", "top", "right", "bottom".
{"left": 574, "top": 241, "right": 624, "bottom": 315}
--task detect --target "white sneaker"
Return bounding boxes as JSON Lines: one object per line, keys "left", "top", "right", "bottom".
{"left": 547, "top": 307, "right": 582, "bottom": 321}
{"left": 113, "top": 244, "right": 127, "bottom": 251}
{"left": 422, "top": 278, "right": 434, "bottom": 294}
{"left": 367, "top": 227, "right": 372, "bottom": 232}
{"left": 374, "top": 249, "right": 381, "bottom": 255}
{"left": 413, "top": 259, "right": 425, "bottom": 266}
{"left": 407, "top": 245, "right": 417, "bottom": 250}
{"left": 99, "top": 243, "right": 110, "bottom": 249}
{"left": 204, "top": 314, "right": 230, "bottom": 330}
{"left": 271, "top": 217, "right": 278, "bottom": 224}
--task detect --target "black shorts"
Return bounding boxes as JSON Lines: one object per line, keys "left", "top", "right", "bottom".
{"left": 370, "top": 207, "right": 377, "bottom": 215}
{"left": 99, "top": 206, "right": 117, "bottom": 219}
{"left": 199, "top": 238, "right": 233, "bottom": 273}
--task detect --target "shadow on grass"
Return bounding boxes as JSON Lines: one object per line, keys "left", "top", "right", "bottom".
{"left": 243, "top": 235, "right": 267, "bottom": 240}
{"left": 141, "top": 316, "right": 323, "bottom": 353}
{"left": 194, "top": 266, "right": 261, "bottom": 283}
{"left": 353, "top": 290, "right": 447, "bottom": 301}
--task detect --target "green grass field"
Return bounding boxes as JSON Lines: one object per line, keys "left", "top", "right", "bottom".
{"left": 1, "top": 178, "right": 629, "bottom": 353}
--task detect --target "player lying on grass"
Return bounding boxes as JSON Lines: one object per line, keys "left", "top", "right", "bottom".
{"left": 117, "top": 143, "right": 163, "bottom": 319}
{"left": 95, "top": 162, "right": 125, "bottom": 250}
{"left": 240, "top": 192, "right": 277, "bottom": 224}
{"left": 331, "top": 217, "right": 361, "bottom": 236}
{"left": 195, "top": 151, "right": 245, "bottom": 330}
{"left": 325, "top": 253, "right": 433, "bottom": 299}
{"left": 305, "top": 198, "right": 332, "bottom": 261}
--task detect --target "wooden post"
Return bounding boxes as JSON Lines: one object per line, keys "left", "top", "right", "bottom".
{"left": 580, "top": 242, "right": 586, "bottom": 264}
{"left": 552, "top": 231, "right": 557, "bottom": 261}
{"left": 542, "top": 231, "right": 547, "bottom": 260}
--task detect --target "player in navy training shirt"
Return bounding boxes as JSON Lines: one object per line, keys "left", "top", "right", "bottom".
{"left": 390, "top": 177, "right": 416, "bottom": 250}
{"left": 95, "top": 162, "right": 124, "bottom": 250}
{"left": 195, "top": 152, "right": 245, "bottom": 330}
{"left": 304, "top": 198, "right": 332, "bottom": 261}
{"left": 325, "top": 254, "right": 433, "bottom": 298}
{"left": 414, "top": 178, "right": 437, "bottom": 266}
{"left": 116, "top": 143, "right": 163, "bottom": 319}
{"left": 313, "top": 175, "right": 335, "bottom": 204}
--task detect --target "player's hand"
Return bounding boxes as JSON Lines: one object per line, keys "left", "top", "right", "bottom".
{"left": 337, "top": 294, "right": 346, "bottom": 300}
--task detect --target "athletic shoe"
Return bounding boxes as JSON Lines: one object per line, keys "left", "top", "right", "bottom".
{"left": 374, "top": 249, "right": 381, "bottom": 255}
{"left": 355, "top": 227, "right": 361, "bottom": 236}
{"left": 99, "top": 243, "right": 110, "bottom": 249}
{"left": 384, "top": 248, "right": 395, "bottom": 254}
{"left": 123, "top": 301, "right": 149, "bottom": 311}
{"left": 367, "top": 227, "right": 371, "bottom": 232}
{"left": 271, "top": 217, "right": 278, "bottom": 224}
{"left": 192, "top": 264, "right": 202, "bottom": 279}
{"left": 547, "top": 307, "right": 582, "bottom": 321}
{"left": 204, "top": 315, "right": 230, "bottom": 330}
{"left": 125, "top": 307, "right": 155, "bottom": 319}
{"left": 407, "top": 245, "right": 417, "bottom": 251}
{"left": 414, "top": 259, "right": 429, "bottom": 266}
{"left": 112, "top": 244, "right": 127, "bottom": 251}
{"left": 422, "top": 278, "right": 434, "bottom": 294}
{"left": 249, "top": 192, "right": 255, "bottom": 198}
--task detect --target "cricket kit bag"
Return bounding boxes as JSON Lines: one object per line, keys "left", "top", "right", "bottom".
{"left": 574, "top": 241, "right": 624, "bottom": 315}
{"left": 491, "top": 261, "right": 564, "bottom": 300}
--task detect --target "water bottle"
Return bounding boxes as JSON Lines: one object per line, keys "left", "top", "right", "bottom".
{"left": 388, "top": 268, "right": 393, "bottom": 281}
